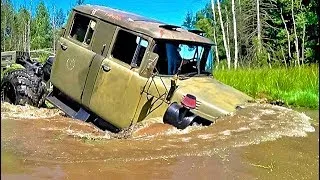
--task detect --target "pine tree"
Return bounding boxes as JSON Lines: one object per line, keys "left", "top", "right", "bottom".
{"left": 182, "top": 11, "right": 195, "bottom": 30}
{"left": 31, "top": 1, "right": 52, "bottom": 50}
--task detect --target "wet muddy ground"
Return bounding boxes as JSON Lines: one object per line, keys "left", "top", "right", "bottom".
{"left": 1, "top": 102, "right": 318, "bottom": 180}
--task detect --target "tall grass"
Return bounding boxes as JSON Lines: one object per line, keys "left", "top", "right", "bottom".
{"left": 214, "top": 65, "right": 319, "bottom": 109}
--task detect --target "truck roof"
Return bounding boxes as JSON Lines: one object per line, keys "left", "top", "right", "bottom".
{"left": 74, "top": 5, "right": 213, "bottom": 45}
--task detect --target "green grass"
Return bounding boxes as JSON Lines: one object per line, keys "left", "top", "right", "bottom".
{"left": 214, "top": 65, "right": 319, "bottom": 109}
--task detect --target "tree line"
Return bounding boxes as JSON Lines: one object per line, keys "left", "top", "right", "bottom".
{"left": 2, "top": 0, "right": 319, "bottom": 69}
{"left": 1, "top": 0, "right": 86, "bottom": 54}
{"left": 183, "top": 0, "right": 319, "bottom": 69}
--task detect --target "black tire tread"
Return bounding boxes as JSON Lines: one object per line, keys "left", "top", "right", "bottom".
{"left": 1, "top": 69, "right": 44, "bottom": 106}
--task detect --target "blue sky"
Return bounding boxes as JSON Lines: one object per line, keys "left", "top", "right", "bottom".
{"left": 12, "top": 0, "right": 208, "bottom": 26}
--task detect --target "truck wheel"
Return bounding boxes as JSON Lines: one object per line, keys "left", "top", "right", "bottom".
{"left": 163, "top": 103, "right": 196, "bottom": 129}
{"left": 1, "top": 69, "right": 43, "bottom": 106}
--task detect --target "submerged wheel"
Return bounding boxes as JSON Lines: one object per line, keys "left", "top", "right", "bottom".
{"left": 1, "top": 69, "right": 44, "bottom": 106}
{"left": 163, "top": 103, "right": 195, "bottom": 129}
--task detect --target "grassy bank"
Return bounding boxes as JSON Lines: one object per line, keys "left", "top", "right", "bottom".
{"left": 214, "top": 65, "right": 319, "bottom": 109}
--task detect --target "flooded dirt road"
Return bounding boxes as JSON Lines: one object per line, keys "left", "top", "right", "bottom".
{"left": 1, "top": 102, "right": 318, "bottom": 180}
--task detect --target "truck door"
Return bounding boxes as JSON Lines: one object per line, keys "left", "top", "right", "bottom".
{"left": 51, "top": 13, "right": 97, "bottom": 103}
{"left": 89, "top": 29, "right": 150, "bottom": 129}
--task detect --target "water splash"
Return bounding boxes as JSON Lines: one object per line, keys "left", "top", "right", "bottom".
{"left": 1, "top": 102, "right": 62, "bottom": 119}
{"left": 1, "top": 102, "right": 316, "bottom": 150}
{"left": 192, "top": 103, "right": 316, "bottom": 149}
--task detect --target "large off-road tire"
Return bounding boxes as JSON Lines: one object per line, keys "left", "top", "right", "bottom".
{"left": 1, "top": 69, "right": 45, "bottom": 106}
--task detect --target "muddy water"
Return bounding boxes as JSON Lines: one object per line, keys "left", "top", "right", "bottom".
{"left": 1, "top": 102, "right": 318, "bottom": 180}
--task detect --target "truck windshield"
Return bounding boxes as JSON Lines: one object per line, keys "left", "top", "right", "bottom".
{"left": 153, "top": 40, "right": 213, "bottom": 76}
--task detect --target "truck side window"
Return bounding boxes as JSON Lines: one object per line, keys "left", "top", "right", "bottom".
{"left": 70, "top": 14, "right": 96, "bottom": 45}
{"left": 111, "top": 30, "right": 148, "bottom": 67}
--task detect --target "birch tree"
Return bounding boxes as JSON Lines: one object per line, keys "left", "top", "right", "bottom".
{"left": 232, "top": 0, "right": 239, "bottom": 69}
{"left": 52, "top": 5, "right": 56, "bottom": 55}
{"left": 280, "top": 8, "right": 291, "bottom": 59}
{"left": 225, "top": 6, "right": 231, "bottom": 63}
{"left": 28, "top": 0, "right": 32, "bottom": 54}
{"left": 256, "top": 0, "right": 261, "bottom": 53}
{"left": 2, "top": 2, "right": 7, "bottom": 51}
{"left": 217, "top": 0, "right": 231, "bottom": 69}
{"left": 291, "top": 0, "right": 300, "bottom": 66}
{"left": 210, "top": 0, "right": 220, "bottom": 68}
{"left": 301, "top": 23, "right": 305, "bottom": 65}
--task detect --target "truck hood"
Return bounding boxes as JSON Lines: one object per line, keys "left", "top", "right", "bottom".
{"left": 169, "top": 76, "right": 253, "bottom": 121}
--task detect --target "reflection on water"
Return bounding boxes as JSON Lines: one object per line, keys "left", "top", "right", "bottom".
{"left": 1, "top": 102, "right": 318, "bottom": 179}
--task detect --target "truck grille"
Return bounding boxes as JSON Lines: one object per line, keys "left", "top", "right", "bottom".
{"left": 195, "top": 100, "right": 201, "bottom": 110}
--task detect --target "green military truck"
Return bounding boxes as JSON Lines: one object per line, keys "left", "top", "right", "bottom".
{"left": 1, "top": 51, "right": 29, "bottom": 72}
{"left": 1, "top": 5, "right": 252, "bottom": 132}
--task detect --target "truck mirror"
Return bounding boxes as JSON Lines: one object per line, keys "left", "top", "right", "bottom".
{"left": 140, "top": 51, "right": 159, "bottom": 78}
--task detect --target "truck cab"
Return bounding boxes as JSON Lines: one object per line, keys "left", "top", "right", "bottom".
{"left": 48, "top": 5, "right": 252, "bottom": 132}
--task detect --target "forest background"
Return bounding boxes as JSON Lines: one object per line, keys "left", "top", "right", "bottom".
{"left": 1, "top": 0, "right": 319, "bottom": 108}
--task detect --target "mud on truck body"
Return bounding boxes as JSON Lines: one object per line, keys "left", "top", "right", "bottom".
{"left": 1, "top": 5, "right": 252, "bottom": 132}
